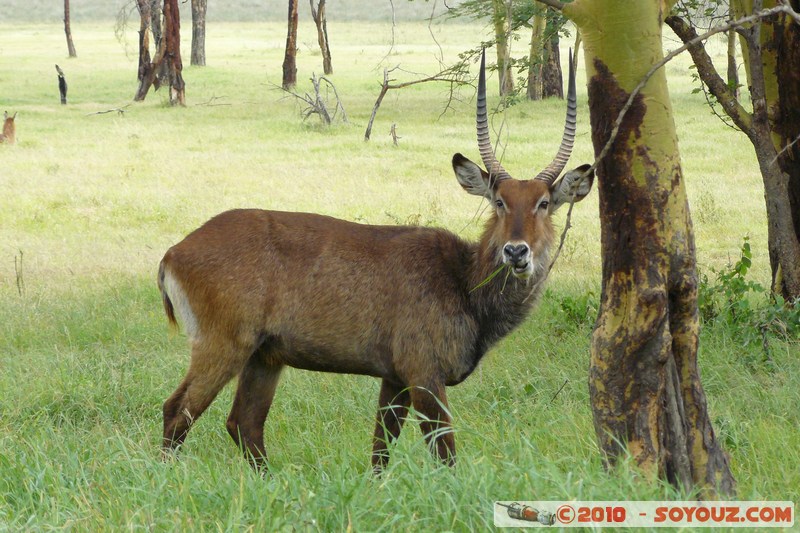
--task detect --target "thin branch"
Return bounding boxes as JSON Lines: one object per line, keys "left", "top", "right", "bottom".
{"left": 549, "top": 379, "right": 569, "bottom": 404}
{"left": 535, "top": 0, "right": 565, "bottom": 11}
{"left": 427, "top": 0, "right": 446, "bottom": 69}
{"left": 772, "top": 132, "right": 800, "bottom": 165}
{"left": 86, "top": 104, "right": 131, "bottom": 116}
{"left": 194, "top": 95, "right": 231, "bottom": 107}
{"left": 364, "top": 65, "right": 469, "bottom": 141}
{"left": 778, "top": 0, "right": 800, "bottom": 23}
{"left": 378, "top": 0, "right": 397, "bottom": 67}
{"left": 665, "top": 15, "right": 753, "bottom": 134}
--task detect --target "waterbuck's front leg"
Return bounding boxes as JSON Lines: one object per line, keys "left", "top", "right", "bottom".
{"left": 371, "top": 379, "right": 410, "bottom": 474}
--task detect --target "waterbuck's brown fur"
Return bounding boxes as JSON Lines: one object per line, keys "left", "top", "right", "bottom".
{"left": 0, "top": 112, "right": 16, "bottom": 144}
{"left": 157, "top": 51, "right": 594, "bottom": 471}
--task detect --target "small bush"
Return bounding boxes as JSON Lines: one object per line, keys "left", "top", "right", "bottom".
{"left": 699, "top": 237, "right": 800, "bottom": 365}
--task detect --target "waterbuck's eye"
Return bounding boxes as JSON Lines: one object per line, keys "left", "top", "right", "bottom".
{"left": 539, "top": 200, "right": 550, "bottom": 211}
{"left": 495, "top": 199, "right": 504, "bottom": 209}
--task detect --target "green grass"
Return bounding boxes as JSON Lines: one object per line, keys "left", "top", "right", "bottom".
{"left": 1, "top": 19, "right": 798, "bottom": 531}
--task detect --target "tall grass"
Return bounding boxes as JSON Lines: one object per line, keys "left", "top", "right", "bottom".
{"left": 1, "top": 18, "right": 797, "bottom": 531}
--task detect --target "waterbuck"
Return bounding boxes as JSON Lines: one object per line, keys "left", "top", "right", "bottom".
{"left": 157, "top": 51, "right": 594, "bottom": 471}
{"left": 0, "top": 112, "right": 16, "bottom": 144}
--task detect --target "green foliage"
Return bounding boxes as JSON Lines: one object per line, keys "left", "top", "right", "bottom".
{"left": 699, "top": 237, "right": 800, "bottom": 364}
{"left": 556, "top": 289, "right": 598, "bottom": 328}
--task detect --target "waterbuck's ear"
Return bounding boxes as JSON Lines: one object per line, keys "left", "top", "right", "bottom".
{"left": 550, "top": 164, "right": 594, "bottom": 211}
{"left": 452, "top": 153, "right": 492, "bottom": 199}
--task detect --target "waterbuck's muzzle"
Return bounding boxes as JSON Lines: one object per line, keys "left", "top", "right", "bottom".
{"left": 503, "top": 242, "right": 532, "bottom": 277}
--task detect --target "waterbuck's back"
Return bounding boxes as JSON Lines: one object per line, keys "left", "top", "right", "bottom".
{"left": 160, "top": 209, "right": 479, "bottom": 381}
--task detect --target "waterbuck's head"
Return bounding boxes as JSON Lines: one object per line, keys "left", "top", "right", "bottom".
{"left": 452, "top": 51, "right": 594, "bottom": 280}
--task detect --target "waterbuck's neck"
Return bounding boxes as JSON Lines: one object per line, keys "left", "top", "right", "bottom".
{"left": 465, "top": 228, "right": 550, "bottom": 348}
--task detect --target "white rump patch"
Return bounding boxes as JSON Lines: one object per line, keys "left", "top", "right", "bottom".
{"left": 162, "top": 269, "right": 200, "bottom": 341}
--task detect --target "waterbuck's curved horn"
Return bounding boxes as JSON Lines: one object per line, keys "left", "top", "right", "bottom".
{"left": 476, "top": 49, "right": 512, "bottom": 184}
{"left": 534, "top": 48, "right": 577, "bottom": 185}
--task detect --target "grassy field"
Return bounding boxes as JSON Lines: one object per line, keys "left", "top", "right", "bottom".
{"left": 1, "top": 17, "right": 798, "bottom": 531}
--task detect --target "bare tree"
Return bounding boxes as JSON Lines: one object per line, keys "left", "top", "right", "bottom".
{"left": 191, "top": 0, "right": 208, "bottom": 66}
{"left": 134, "top": 0, "right": 185, "bottom": 106}
{"left": 64, "top": 0, "right": 77, "bottom": 58}
{"left": 364, "top": 66, "right": 469, "bottom": 141}
{"left": 310, "top": 0, "right": 332, "bottom": 75}
{"left": 282, "top": 0, "right": 300, "bottom": 89}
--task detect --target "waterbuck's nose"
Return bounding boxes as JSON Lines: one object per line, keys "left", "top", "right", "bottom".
{"left": 503, "top": 243, "right": 530, "bottom": 265}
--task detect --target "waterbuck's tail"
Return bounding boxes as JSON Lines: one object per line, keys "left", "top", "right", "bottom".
{"left": 158, "top": 261, "right": 178, "bottom": 329}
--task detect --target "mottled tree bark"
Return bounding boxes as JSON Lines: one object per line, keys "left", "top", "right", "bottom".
{"left": 542, "top": 31, "right": 563, "bottom": 98}
{"left": 191, "top": 0, "right": 207, "bottom": 66}
{"left": 135, "top": 0, "right": 185, "bottom": 106}
{"left": 134, "top": 0, "right": 156, "bottom": 101}
{"left": 64, "top": 0, "right": 77, "bottom": 58}
{"left": 553, "top": 0, "right": 735, "bottom": 497}
{"left": 492, "top": 0, "right": 515, "bottom": 96}
{"left": 282, "top": 0, "right": 299, "bottom": 89}
{"left": 527, "top": 13, "right": 546, "bottom": 100}
{"left": 310, "top": 0, "right": 332, "bottom": 75}
{"left": 163, "top": 0, "right": 185, "bottom": 106}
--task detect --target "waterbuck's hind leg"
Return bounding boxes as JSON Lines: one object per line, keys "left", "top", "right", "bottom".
{"left": 371, "top": 379, "right": 411, "bottom": 474}
{"left": 162, "top": 340, "right": 250, "bottom": 457}
{"left": 226, "top": 345, "right": 284, "bottom": 470}
{"left": 410, "top": 383, "right": 455, "bottom": 467}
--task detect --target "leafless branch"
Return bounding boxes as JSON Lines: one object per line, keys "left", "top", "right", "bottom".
{"left": 550, "top": 379, "right": 569, "bottom": 404}
{"left": 772, "top": 132, "right": 800, "bottom": 165}
{"left": 194, "top": 95, "right": 231, "bottom": 107}
{"left": 364, "top": 66, "right": 469, "bottom": 141}
{"left": 378, "top": 0, "right": 398, "bottom": 67}
{"left": 427, "top": 0, "right": 446, "bottom": 69}
{"left": 535, "top": 0, "right": 566, "bottom": 11}
{"left": 14, "top": 250, "right": 25, "bottom": 297}
{"left": 86, "top": 104, "right": 131, "bottom": 116}
{"left": 279, "top": 74, "right": 347, "bottom": 125}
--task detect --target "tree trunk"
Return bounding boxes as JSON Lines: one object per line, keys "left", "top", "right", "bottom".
{"left": 135, "top": 0, "right": 185, "bottom": 106}
{"left": 63, "top": 0, "right": 77, "bottom": 58}
{"left": 542, "top": 30, "right": 563, "bottom": 98}
{"left": 726, "top": 27, "right": 739, "bottom": 99}
{"left": 680, "top": 0, "right": 800, "bottom": 301}
{"left": 134, "top": 0, "right": 155, "bottom": 101}
{"left": 163, "top": 0, "right": 185, "bottom": 106}
{"left": 150, "top": 0, "right": 169, "bottom": 87}
{"left": 283, "top": 0, "right": 300, "bottom": 89}
{"left": 771, "top": 0, "right": 800, "bottom": 299}
{"left": 559, "top": 0, "right": 735, "bottom": 497}
{"left": 527, "top": 13, "right": 546, "bottom": 100}
{"left": 310, "top": 0, "right": 332, "bottom": 75}
{"left": 492, "top": 0, "right": 515, "bottom": 96}
{"left": 191, "top": 0, "right": 207, "bottom": 66}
